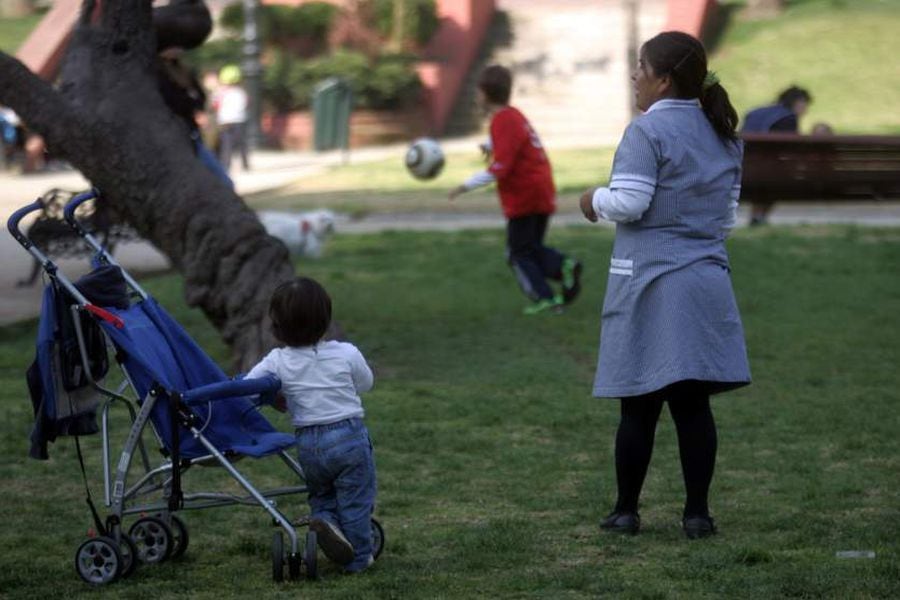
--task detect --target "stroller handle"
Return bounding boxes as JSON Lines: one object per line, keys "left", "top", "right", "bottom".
{"left": 7, "top": 199, "right": 45, "bottom": 249}
{"left": 181, "top": 375, "right": 282, "bottom": 406}
{"left": 63, "top": 188, "right": 99, "bottom": 228}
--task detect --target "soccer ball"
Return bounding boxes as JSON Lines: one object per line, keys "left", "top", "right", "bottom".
{"left": 405, "top": 137, "right": 445, "bottom": 180}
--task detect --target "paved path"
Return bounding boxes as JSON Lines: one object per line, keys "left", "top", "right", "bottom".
{"left": 3, "top": 146, "right": 900, "bottom": 326}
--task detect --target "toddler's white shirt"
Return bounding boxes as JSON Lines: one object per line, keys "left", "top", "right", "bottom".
{"left": 246, "top": 341, "right": 373, "bottom": 427}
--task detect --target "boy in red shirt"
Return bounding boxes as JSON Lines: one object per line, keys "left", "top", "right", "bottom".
{"left": 450, "top": 65, "right": 582, "bottom": 314}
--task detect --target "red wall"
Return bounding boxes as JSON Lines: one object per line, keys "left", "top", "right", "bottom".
{"left": 416, "top": 0, "right": 496, "bottom": 134}
{"left": 664, "top": 0, "right": 716, "bottom": 37}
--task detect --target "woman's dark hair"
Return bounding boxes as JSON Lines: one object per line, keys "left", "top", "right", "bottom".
{"left": 478, "top": 64, "right": 512, "bottom": 105}
{"left": 641, "top": 31, "right": 738, "bottom": 142}
{"left": 777, "top": 86, "right": 812, "bottom": 108}
{"left": 268, "top": 277, "right": 332, "bottom": 347}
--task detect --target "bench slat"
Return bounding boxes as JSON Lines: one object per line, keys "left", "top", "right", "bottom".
{"left": 740, "top": 133, "right": 900, "bottom": 201}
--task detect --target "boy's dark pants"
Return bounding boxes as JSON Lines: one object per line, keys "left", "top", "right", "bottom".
{"left": 506, "top": 213, "right": 564, "bottom": 301}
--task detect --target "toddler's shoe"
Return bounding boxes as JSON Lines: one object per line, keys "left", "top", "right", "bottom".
{"left": 344, "top": 555, "right": 375, "bottom": 575}
{"left": 309, "top": 517, "right": 355, "bottom": 565}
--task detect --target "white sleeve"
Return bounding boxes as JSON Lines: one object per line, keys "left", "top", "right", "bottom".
{"left": 462, "top": 170, "right": 496, "bottom": 191}
{"left": 347, "top": 345, "right": 374, "bottom": 394}
{"left": 590, "top": 122, "right": 659, "bottom": 223}
{"left": 244, "top": 350, "right": 278, "bottom": 380}
{"left": 723, "top": 179, "right": 741, "bottom": 236}
{"left": 591, "top": 187, "right": 654, "bottom": 223}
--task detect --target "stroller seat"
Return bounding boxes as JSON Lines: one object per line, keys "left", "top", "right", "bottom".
{"left": 99, "top": 297, "right": 294, "bottom": 460}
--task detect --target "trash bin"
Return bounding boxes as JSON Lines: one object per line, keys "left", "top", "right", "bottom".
{"left": 312, "top": 77, "right": 352, "bottom": 152}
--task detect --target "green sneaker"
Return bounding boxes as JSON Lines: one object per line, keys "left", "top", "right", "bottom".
{"left": 561, "top": 258, "right": 583, "bottom": 305}
{"left": 523, "top": 296, "right": 564, "bottom": 315}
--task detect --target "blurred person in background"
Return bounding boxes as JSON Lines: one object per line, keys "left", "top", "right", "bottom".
{"left": 741, "top": 85, "right": 812, "bottom": 226}
{"left": 213, "top": 65, "right": 250, "bottom": 174}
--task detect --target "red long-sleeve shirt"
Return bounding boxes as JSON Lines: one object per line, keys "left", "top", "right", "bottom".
{"left": 487, "top": 106, "right": 556, "bottom": 218}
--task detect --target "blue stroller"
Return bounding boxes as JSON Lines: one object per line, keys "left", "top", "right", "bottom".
{"left": 8, "top": 190, "right": 384, "bottom": 585}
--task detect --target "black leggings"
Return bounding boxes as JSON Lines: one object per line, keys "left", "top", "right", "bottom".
{"left": 613, "top": 380, "right": 717, "bottom": 518}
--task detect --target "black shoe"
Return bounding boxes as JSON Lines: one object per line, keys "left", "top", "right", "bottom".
{"left": 561, "top": 259, "right": 582, "bottom": 304}
{"left": 600, "top": 511, "right": 640, "bottom": 535}
{"left": 309, "top": 517, "right": 355, "bottom": 565}
{"left": 682, "top": 515, "right": 717, "bottom": 539}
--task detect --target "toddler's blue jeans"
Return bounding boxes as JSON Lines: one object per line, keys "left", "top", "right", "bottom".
{"left": 296, "top": 417, "right": 376, "bottom": 572}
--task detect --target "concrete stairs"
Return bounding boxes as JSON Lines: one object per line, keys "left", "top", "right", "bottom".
{"left": 447, "top": 0, "right": 668, "bottom": 147}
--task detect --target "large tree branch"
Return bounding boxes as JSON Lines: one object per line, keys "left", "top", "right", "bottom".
{"left": 2, "top": 0, "right": 298, "bottom": 370}
{"left": 0, "top": 52, "right": 94, "bottom": 161}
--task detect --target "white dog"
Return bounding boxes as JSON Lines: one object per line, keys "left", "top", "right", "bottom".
{"left": 258, "top": 210, "right": 336, "bottom": 258}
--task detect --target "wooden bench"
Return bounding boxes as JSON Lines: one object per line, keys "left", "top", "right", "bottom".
{"left": 740, "top": 133, "right": 900, "bottom": 202}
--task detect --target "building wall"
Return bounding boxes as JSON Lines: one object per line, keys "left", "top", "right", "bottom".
{"left": 664, "top": 0, "right": 716, "bottom": 37}
{"left": 415, "top": 0, "right": 496, "bottom": 134}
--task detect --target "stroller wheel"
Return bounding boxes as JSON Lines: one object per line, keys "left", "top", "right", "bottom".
{"left": 304, "top": 530, "right": 318, "bottom": 580}
{"left": 129, "top": 516, "right": 173, "bottom": 564}
{"left": 271, "top": 531, "right": 284, "bottom": 582}
{"left": 371, "top": 518, "right": 385, "bottom": 560}
{"left": 117, "top": 533, "right": 139, "bottom": 578}
{"left": 168, "top": 514, "right": 189, "bottom": 559}
{"left": 75, "top": 536, "right": 122, "bottom": 585}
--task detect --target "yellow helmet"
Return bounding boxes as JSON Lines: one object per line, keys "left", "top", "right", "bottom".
{"left": 219, "top": 65, "right": 241, "bottom": 85}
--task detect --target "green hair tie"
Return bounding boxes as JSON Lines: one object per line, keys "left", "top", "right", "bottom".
{"left": 703, "top": 71, "right": 720, "bottom": 91}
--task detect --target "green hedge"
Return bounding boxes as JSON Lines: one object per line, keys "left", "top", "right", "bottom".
{"left": 263, "top": 49, "right": 421, "bottom": 112}
{"left": 188, "top": 2, "right": 430, "bottom": 113}
{"left": 219, "top": 2, "right": 338, "bottom": 46}
{"left": 370, "top": 0, "right": 440, "bottom": 46}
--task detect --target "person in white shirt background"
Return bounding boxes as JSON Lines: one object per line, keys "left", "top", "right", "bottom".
{"left": 212, "top": 64, "right": 250, "bottom": 173}
{"left": 245, "top": 277, "right": 378, "bottom": 573}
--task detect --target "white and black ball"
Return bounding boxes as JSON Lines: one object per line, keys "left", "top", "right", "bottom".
{"left": 405, "top": 137, "right": 445, "bottom": 180}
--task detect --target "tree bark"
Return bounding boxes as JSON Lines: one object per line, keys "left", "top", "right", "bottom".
{"left": 0, "top": 0, "right": 295, "bottom": 370}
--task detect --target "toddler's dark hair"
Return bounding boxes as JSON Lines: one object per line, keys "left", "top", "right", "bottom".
{"left": 478, "top": 64, "right": 512, "bottom": 105}
{"left": 269, "top": 277, "right": 332, "bottom": 347}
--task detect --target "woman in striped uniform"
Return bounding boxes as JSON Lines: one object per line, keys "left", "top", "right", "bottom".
{"left": 579, "top": 31, "right": 751, "bottom": 539}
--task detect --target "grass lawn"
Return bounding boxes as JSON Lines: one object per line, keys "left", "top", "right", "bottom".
{"left": 0, "top": 13, "right": 42, "bottom": 54}
{"left": 1, "top": 224, "right": 898, "bottom": 598}
{"left": 710, "top": 0, "right": 900, "bottom": 134}
{"left": 248, "top": 146, "right": 616, "bottom": 218}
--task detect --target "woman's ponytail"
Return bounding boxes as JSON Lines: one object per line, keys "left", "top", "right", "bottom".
{"left": 701, "top": 79, "right": 739, "bottom": 142}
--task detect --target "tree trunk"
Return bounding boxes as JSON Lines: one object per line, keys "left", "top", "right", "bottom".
{"left": 0, "top": 0, "right": 295, "bottom": 370}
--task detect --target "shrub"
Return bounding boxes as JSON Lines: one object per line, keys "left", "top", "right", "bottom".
{"left": 369, "top": 0, "right": 440, "bottom": 47}
{"left": 261, "top": 49, "right": 422, "bottom": 112}
{"left": 220, "top": 2, "right": 338, "bottom": 47}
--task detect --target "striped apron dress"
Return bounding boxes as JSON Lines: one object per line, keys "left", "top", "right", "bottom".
{"left": 593, "top": 99, "right": 752, "bottom": 399}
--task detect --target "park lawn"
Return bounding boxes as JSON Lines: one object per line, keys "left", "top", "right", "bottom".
{"left": 248, "top": 145, "right": 615, "bottom": 217}
{"left": 0, "top": 224, "right": 898, "bottom": 598}
{"left": 711, "top": 0, "right": 900, "bottom": 134}
{"left": 0, "top": 13, "right": 42, "bottom": 54}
